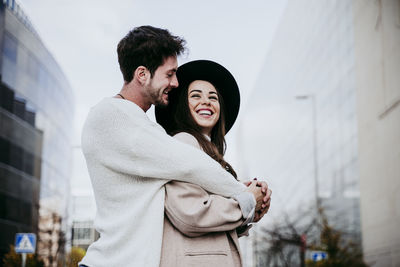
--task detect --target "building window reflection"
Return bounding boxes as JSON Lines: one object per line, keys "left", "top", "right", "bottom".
{"left": 3, "top": 33, "right": 17, "bottom": 63}
{"left": 0, "top": 1, "right": 74, "bottom": 264}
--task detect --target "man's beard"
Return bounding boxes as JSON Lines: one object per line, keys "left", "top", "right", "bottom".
{"left": 147, "top": 82, "right": 168, "bottom": 107}
{"left": 153, "top": 92, "right": 168, "bottom": 107}
{"left": 154, "top": 98, "right": 168, "bottom": 107}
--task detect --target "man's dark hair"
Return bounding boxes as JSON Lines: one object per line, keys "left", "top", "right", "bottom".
{"left": 117, "top": 25, "right": 186, "bottom": 82}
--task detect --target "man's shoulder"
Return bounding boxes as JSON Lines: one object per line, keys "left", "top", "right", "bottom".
{"left": 89, "top": 97, "right": 117, "bottom": 114}
{"left": 88, "top": 98, "right": 146, "bottom": 121}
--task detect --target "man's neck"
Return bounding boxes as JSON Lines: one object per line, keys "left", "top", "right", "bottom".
{"left": 119, "top": 81, "right": 151, "bottom": 112}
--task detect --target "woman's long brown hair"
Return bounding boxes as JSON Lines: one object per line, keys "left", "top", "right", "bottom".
{"left": 170, "top": 82, "right": 238, "bottom": 179}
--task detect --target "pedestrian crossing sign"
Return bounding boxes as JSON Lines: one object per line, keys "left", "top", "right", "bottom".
{"left": 15, "top": 233, "right": 36, "bottom": 254}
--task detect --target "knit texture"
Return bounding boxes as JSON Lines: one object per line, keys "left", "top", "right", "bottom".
{"left": 79, "top": 98, "right": 247, "bottom": 267}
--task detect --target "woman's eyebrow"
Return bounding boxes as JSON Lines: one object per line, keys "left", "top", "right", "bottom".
{"left": 189, "top": 89, "right": 202, "bottom": 94}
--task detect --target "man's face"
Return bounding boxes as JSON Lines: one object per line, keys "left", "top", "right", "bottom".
{"left": 145, "top": 56, "right": 178, "bottom": 107}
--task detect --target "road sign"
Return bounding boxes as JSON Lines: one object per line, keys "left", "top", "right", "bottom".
{"left": 311, "top": 251, "right": 328, "bottom": 261}
{"left": 15, "top": 233, "right": 36, "bottom": 254}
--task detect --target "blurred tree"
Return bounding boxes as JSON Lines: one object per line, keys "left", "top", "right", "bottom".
{"left": 65, "top": 247, "right": 86, "bottom": 267}
{"left": 255, "top": 207, "right": 367, "bottom": 267}
{"left": 2, "top": 245, "right": 44, "bottom": 267}
{"left": 255, "top": 207, "right": 319, "bottom": 267}
{"left": 37, "top": 212, "right": 65, "bottom": 266}
{"left": 306, "top": 215, "right": 368, "bottom": 267}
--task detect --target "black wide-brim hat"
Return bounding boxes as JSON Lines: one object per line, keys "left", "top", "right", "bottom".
{"left": 155, "top": 60, "right": 240, "bottom": 135}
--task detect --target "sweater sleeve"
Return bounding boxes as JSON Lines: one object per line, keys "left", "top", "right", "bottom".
{"left": 82, "top": 101, "right": 246, "bottom": 197}
{"left": 170, "top": 132, "right": 255, "bottom": 222}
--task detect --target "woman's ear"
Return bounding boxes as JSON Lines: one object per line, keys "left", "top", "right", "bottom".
{"left": 134, "top": 66, "right": 149, "bottom": 85}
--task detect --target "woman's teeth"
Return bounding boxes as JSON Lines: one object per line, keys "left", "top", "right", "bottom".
{"left": 198, "top": 110, "right": 212, "bottom": 116}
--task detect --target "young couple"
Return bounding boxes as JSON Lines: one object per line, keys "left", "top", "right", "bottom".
{"left": 79, "top": 25, "right": 272, "bottom": 267}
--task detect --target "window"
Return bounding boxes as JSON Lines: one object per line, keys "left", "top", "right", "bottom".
{"left": 0, "top": 84, "right": 15, "bottom": 112}
{"left": 0, "top": 137, "right": 41, "bottom": 177}
{"left": 3, "top": 33, "right": 18, "bottom": 63}
{"left": 73, "top": 227, "right": 91, "bottom": 240}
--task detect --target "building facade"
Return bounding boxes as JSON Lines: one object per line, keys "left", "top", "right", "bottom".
{"left": 352, "top": 0, "right": 400, "bottom": 266}
{"left": 71, "top": 220, "right": 99, "bottom": 251}
{"left": 237, "top": 0, "right": 361, "bottom": 265}
{"left": 0, "top": 0, "right": 74, "bottom": 265}
{"left": 70, "top": 194, "right": 98, "bottom": 251}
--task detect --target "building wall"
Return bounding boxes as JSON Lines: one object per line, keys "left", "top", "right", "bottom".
{"left": 0, "top": 0, "right": 74, "bottom": 264}
{"left": 0, "top": 81, "right": 43, "bottom": 253}
{"left": 71, "top": 220, "right": 99, "bottom": 251}
{"left": 70, "top": 194, "right": 97, "bottom": 251}
{"left": 238, "top": 0, "right": 361, "bottom": 265}
{"left": 0, "top": 2, "right": 4, "bottom": 72}
{"left": 352, "top": 0, "right": 400, "bottom": 266}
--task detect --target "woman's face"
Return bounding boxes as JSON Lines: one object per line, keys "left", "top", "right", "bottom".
{"left": 187, "top": 80, "right": 220, "bottom": 136}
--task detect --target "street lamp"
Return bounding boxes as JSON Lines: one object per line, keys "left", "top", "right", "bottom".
{"left": 295, "top": 94, "right": 320, "bottom": 212}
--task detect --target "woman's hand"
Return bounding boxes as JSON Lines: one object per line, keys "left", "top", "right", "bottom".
{"left": 253, "top": 188, "right": 272, "bottom": 222}
{"left": 243, "top": 179, "right": 272, "bottom": 222}
{"left": 245, "top": 181, "right": 265, "bottom": 211}
{"left": 243, "top": 179, "right": 271, "bottom": 209}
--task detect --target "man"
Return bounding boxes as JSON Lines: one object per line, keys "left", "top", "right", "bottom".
{"left": 79, "top": 26, "right": 270, "bottom": 267}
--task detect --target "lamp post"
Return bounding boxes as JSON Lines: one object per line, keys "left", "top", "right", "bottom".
{"left": 295, "top": 94, "right": 320, "bottom": 212}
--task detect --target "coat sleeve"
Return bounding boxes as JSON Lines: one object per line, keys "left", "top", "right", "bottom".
{"left": 165, "top": 181, "right": 247, "bottom": 237}
{"left": 82, "top": 104, "right": 246, "bottom": 198}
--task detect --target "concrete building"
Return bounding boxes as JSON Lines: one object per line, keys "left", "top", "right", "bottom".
{"left": 236, "top": 1, "right": 400, "bottom": 266}
{"left": 0, "top": 0, "right": 74, "bottom": 265}
{"left": 237, "top": 0, "right": 361, "bottom": 265}
{"left": 70, "top": 194, "right": 98, "bottom": 251}
{"left": 352, "top": 0, "right": 400, "bottom": 266}
{"left": 71, "top": 220, "right": 99, "bottom": 251}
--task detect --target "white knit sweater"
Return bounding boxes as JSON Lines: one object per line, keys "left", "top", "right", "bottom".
{"left": 79, "top": 98, "right": 252, "bottom": 267}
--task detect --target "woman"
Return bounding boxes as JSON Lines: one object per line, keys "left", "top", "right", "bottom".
{"left": 155, "top": 60, "right": 271, "bottom": 266}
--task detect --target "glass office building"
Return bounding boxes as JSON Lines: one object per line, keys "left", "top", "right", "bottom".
{"left": 237, "top": 1, "right": 361, "bottom": 265}
{"left": 0, "top": 0, "right": 74, "bottom": 263}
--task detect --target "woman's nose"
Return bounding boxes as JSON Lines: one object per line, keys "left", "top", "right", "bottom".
{"left": 201, "top": 97, "right": 211, "bottom": 105}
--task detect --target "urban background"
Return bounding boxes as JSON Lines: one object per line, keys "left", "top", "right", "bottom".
{"left": 0, "top": 0, "right": 399, "bottom": 266}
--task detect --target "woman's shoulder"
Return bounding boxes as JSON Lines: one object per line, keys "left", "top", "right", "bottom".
{"left": 173, "top": 132, "right": 202, "bottom": 150}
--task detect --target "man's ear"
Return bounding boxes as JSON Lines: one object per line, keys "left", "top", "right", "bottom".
{"left": 134, "top": 66, "right": 149, "bottom": 85}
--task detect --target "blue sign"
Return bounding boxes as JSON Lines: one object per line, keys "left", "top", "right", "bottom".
{"left": 312, "top": 251, "right": 328, "bottom": 261}
{"left": 15, "top": 233, "right": 36, "bottom": 254}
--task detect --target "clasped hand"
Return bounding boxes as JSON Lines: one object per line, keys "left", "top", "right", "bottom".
{"left": 244, "top": 179, "right": 272, "bottom": 223}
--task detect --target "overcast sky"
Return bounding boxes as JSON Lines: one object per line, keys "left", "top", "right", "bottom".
{"left": 17, "top": 0, "right": 287, "bottom": 217}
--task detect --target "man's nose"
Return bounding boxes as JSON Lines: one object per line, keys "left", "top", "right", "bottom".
{"left": 170, "top": 75, "right": 179, "bottom": 88}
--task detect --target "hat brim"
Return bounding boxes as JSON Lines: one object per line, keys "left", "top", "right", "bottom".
{"left": 155, "top": 60, "right": 240, "bottom": 135}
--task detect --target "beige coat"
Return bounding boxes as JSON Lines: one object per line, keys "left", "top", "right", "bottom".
{"left": 160, "top": 133, "right": 251, "bottom": 267}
